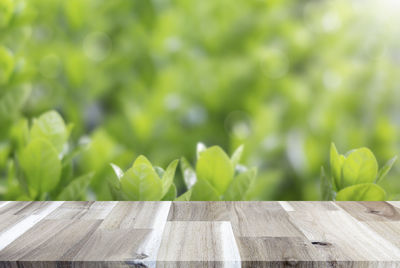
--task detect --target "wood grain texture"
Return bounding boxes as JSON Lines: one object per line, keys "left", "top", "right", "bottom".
{"left": 336, "top": 201, "right": 400, "bottom": 221}
{"left": 0, "top": 201, "right": 399, "bottom": 267}
{"left": 157, "top": 221, "right": 240, "bottom": 266}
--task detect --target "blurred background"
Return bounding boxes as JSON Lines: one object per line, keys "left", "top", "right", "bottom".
{"left": 1, "top": 0, "right": 400, "bottom": 200}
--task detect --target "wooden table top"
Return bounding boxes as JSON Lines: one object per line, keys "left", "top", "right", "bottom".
{"left": 0, "top": 201, "right": 400, "bottom": 267}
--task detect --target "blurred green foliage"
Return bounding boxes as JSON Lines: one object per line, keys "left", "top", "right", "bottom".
{"left": 1, "top": 0, "right": 400, "bottom": 200}
{"left": 321, "top": 143, "right": 396, "bottom": 201}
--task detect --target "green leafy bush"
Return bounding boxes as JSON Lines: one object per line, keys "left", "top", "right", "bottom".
{"left": 0, "top": 109, "right": 397, "bottom": 201}
{"left": 1, "top": 110, "right": 92, "bottom": 200}
{"left": 107, "top": 144, "right": 257, "bottom": 201}
{"left": 177, "top": 144, "right": 257, "bottom": 201}
{"left": 108, "top": 156, "right": 178, "bottom": 201}
{"left": 322, "top": 143, "right": 397, "bottom": 201}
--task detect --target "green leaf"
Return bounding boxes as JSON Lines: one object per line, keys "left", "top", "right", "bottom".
{"left": 336, "top": 183, "right": 386, "bottom": 201}
{"left": 231, "top": 145, "right": 244, "bottom": 168}
{"left": 190, "top": 178, "right": 220, "bottom": 201}
{"left": 341, "top": 148, "right": 378, "bottom": 189}
{"left": 0, "top": 46, "right": 14, "bottom": 85}
{"left": 110, "top": 163, "right": 124, "bottom": 179}
{"left": 0, "top": 0, "right": 14, "bottom": 28}
{"left": 175, "top": 189, "right": 192, "bottom": 201}
{"left": 10, "top": 118, "right": 30, "bottom": 150}
{"left": 330, "top": 143, "right": 344, "bottom": 191}
{"left": 180, "top": 157, "right": 197, "bottom": 189}
{"left": 224, "top": 168, "right": 257, "bottom": 201}
{"left": 30, "top": 111, "right": 69, "bottom": 154}
{"left": 154, "top": 166, "right": 165, "bottom": 178}
{"left": 119, "top": 155, "right": 162, "bottom": 200}
{"left": 19, "top": 139, "right": 61, "bottom": 198}
{"left": 161, "top": 159, "right": 179, "bottom": 198}
{"left": 0, "top": 142, "right": 10, "bottom": 169}
{"left": 196, "top": 146, "right": 234, "bottom": 195}
{"left": 376, "top": 156, "right": 397, "bottom": 184}
{"left": 320, "top": 167, "right": 335, "bottom": 200}
{"left": 0, "top": 85, "right": 31, "bottom": 121}
{"left": 56, "top": 172, "right": 93, "bottom": 200}
{"left": 107, "top": 164, "right": 122, "bottom": 200}
{"left": 161, "top": 184, "right": 177, "bottom": 201}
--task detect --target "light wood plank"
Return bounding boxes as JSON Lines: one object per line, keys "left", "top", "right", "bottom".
{"left": 363, "top": 221, "right": 400, "bottom": 249}
{"left": 157, "top": 221, "right": 240, "bottom": 267}
{"left": 73, "top": 228, "right": 153, "bottom": 261}
{"left": 0, "top": 219, "right": 101, "bottom": 261}
{"left": 0, "top": 202, "right": 31, "bottom": 215}
{"left": 0, "top": 215, "right": 25, "bottom": 236}
{"left": 0, "top": 202, "right": 63, "bottom": 252}
{"left": 14, "top": 201, "right": 59, "bottom": 216}
{"left": 282, "top": 201, "right": 339, "bottom": 212}
{"left": 0, "top": 202, "right": 10, "bottom": 209}
{"left": 288, "top": 210, "right": 400, "bottom": 261}
{"left": 388, "top": 201, "right": 400, "bottom": 209}
{"left": 94, "top": 202, "right": 171, "bottom": 267}
{"left": 100, "top": 202, "right": 170, "bottom": 229}
{"left": 45, "top": 201, "right": 117, "bottom": 220}
{"left": 336, "top": 201, "right": 400, "bottom": 222}
{"left": 168, "top": 201, "right": 231, "bottom": 221}
{"left": 231, "top": 202, "right": 303, "bottom": 237}
{"left": 237, "top": 236, "right": 323, "bottom": 266}
{"left": 0, "top": 201, "right": 399, "bottom": 267}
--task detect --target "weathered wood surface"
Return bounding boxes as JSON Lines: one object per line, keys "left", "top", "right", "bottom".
{"left": 0, "top": 201, "right": 400, "bottom": 267}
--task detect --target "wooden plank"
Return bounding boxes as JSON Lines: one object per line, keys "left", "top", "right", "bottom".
{"left": 81, "top": 201, "right": 172, "bottom": 267}
{"left": 0, "top": 202, "right": 10, "bottom": 208}
{"left": 0, "top": 219, "right": 101, "bottom": 261}
{"left": 288, "top": 210, "right": 400, "bottom": 261}
{"left": 0, "top": 202, "right": 31, "bottom": 215}
{"left": 168, "top": 201, "right": 231, "bottom": 221}
{"left": 336, "top": 201, "right": 400, "bottom": 222}
{"left": 0, "top": 201, "right": 399, "bottom": 267}
{"left": 230, "top": 202, "right": 303, "bottom": 237}
{"left": 72, "top": 228, "right": 153, "bottom": 262}
{"left": 0, "top": 202, "right": 63, "bottom": 252}
{"left": 363, "top": 221, "right": 400, "bottom": 249}
{"left": 100, "top": 201, "right": 171, "bottom": 229}
{"left": 14, "top": 202, "right": 58, "bottom": 216}
{"left": 237, "top": 237, "right": 323, "bottom": 266}
{"left": 0, "top": 215, "right": 25, "bottom": 236}
{"left": 45, "top": 201, "right": 117, "bottom": 220}
{"left": 157, "top": 221, "right": 240, "bottom": 267}
{"left": 389, "top": 201, "right": 400, "bottom": 209}
{"left": 281, "top": 201, "right": 339, "bottom": 212}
